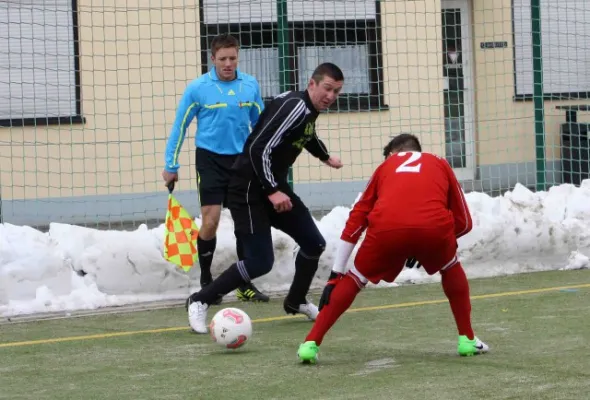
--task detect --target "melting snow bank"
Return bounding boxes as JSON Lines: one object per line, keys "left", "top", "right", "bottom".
{"left": 1, "top": 182, "right": 590, "bottom": 318}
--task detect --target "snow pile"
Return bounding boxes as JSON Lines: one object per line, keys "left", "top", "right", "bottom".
{"left": 1, "top": 182, "right": 589, "bottom": 317}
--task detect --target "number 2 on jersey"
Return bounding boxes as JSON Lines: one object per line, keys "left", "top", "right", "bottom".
{"left": 395, "top": 151, "right": 422, "bottom": 173}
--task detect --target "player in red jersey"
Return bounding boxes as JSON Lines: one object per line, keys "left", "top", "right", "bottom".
{"left": 297, "top": 133, "right": 489, "bottom": 363}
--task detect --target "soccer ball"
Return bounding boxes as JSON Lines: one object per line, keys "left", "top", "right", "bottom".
{"left": 209, "top": 307, "right": 252, "bottom": 349}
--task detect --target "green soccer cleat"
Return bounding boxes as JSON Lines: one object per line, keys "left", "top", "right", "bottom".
{"left": 297, "top": 341, "right": 319, "bottom": 364}
{"left": 457, "top": 335, "right": 489, "bottom": 356}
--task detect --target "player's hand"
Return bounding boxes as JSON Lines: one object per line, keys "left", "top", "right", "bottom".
{"left": 404, "top": 257, "right": 422, "bottom": 269}
{"left": 162, "top": 170, "right": 178, "bottom": 191}
{"left": 323, "top": 155, "right": 343, "bottom": 169}
{"left": 268, "top": 191, "right": 292, "bottom": 213}
{"left": 319, "top": 271, "right": 343, "bottom": 311}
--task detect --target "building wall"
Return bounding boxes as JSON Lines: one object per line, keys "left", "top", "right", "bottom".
{"left": 1, "top": 0, "right": 201, "bottom": 202}
{"left": 472, "top": 0, "right": 590, "bottom": 169}
{"left": 1, "top": 0, "right": 585, "bottom": 225}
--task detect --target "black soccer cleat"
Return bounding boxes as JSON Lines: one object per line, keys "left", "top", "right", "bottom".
{"left": 197, "top": 280, "right": 223, "bottom": 306}
{"left": 236, "top": 282, "right": 270, "bottom": 302}
{"left": 185, "top": 292, "right": 221, "bottom": 311}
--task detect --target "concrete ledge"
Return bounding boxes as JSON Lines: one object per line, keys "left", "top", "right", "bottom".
{"left": 0, "top": 160, "right": 565, "bottom": 226}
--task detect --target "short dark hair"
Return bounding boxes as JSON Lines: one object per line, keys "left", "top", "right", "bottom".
{"left": 311, "top": 63, "right": 344, "bottom": 83}
{"left": 210, "top": 34, "right": 240, "bottom": 56}
{"left": 383, "top": 133, "right": 422, "bottom": 158}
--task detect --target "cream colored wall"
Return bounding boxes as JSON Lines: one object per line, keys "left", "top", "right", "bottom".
{"left": 300, "top": 0, "right": 590, "bottom": 185}
{"left": 472, "top": 0, "right": 590, "bottom": 166}
{"left": 0, "top": 0, "right": 201, "bottom": 201}
{"left": 294, "top": 0, "right": 445, "bottom": 183}
{"left": 5, "top": 0, "right": 581, "bottom": 202}
{"left": 471, "top": 0, "right": 529, "bottom": 166}
{"left": 1, "top": 0, "right": 445, "bottom": 200}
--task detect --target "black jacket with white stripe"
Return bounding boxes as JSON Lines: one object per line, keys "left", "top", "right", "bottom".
{"left": 231, "top": 90, "right": 330, "bottom": 195}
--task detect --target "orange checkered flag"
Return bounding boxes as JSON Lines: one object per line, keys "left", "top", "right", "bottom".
{"left": 164, "top": 182, "right": 199, "bottom": 272}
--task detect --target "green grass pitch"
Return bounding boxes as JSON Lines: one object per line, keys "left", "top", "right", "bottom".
{"left": 1, "top": 269, "right": 589, "bottom": 400}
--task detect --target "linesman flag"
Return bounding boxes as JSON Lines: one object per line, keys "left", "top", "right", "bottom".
{"left": 164, "top": 182, "right": 198, "bottom": 272}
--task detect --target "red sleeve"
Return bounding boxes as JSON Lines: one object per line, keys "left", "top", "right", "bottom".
{"left": 340, "top": 163, "right": 383, "bottom": 244}
{"left": 442, "top": 159, "right": 472, "bottom": 238}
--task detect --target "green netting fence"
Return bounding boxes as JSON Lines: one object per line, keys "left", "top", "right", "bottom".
{"left": 1, "top": 0, "right": 590, "bottom": 228}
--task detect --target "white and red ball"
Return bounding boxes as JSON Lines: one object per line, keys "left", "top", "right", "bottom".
{"left": 209, "top": 307, "right": 252, "bottom": 349}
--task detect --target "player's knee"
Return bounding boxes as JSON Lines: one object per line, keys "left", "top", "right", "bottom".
{"left": 439, "top": 259, "right": 461, "bottom": 276}
{"left": 199, "top": 206, "right": 221, "bottom": 238}
{"left": 299, "top": 236, "right": 326, "bottom": 260}
{"left": 243, "top": 247, "right": 274, "bottom": 280}
{"left": 235, "top": 237, "right": 245, "bottom": 260}
{"left": 199, "top": 222, "right": 219, "bottom": 239}
{"left": 347, "top": 270, "right": 367, "bottom": 290}
{"left": 201, "top": 213, "right": 220, "bottom": 228}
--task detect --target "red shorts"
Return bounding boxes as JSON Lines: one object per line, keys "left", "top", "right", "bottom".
{"left": 352, "top": 226, "right": 458, "bottom": 285}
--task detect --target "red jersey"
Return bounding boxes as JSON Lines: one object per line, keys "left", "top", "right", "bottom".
{"left": 341, "top": 151, "right": 472, "bottom": 244}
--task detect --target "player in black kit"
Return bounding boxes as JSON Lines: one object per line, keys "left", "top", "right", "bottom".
{"left": 186, "top": 63, "right": 345, "bottom": 333}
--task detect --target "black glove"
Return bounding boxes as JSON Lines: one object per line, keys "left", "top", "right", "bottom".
{"left": 405, "top": 257, "right": 422, "bottom": 269}
{"left": 318, "top": 271, "right": 343, "bottom": 311}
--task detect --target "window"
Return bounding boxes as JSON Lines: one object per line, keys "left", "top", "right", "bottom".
{"left": 513, "top": 0, "right": 590, "bottom": 99}
{"left": 200, "top": 0, "right": 386, "bottom": 112}
{"left": 204, "top": 24, "right": 282, "bottom": 98}
{"left": 0, "top": 0, "right": 83, "bottom": 127}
